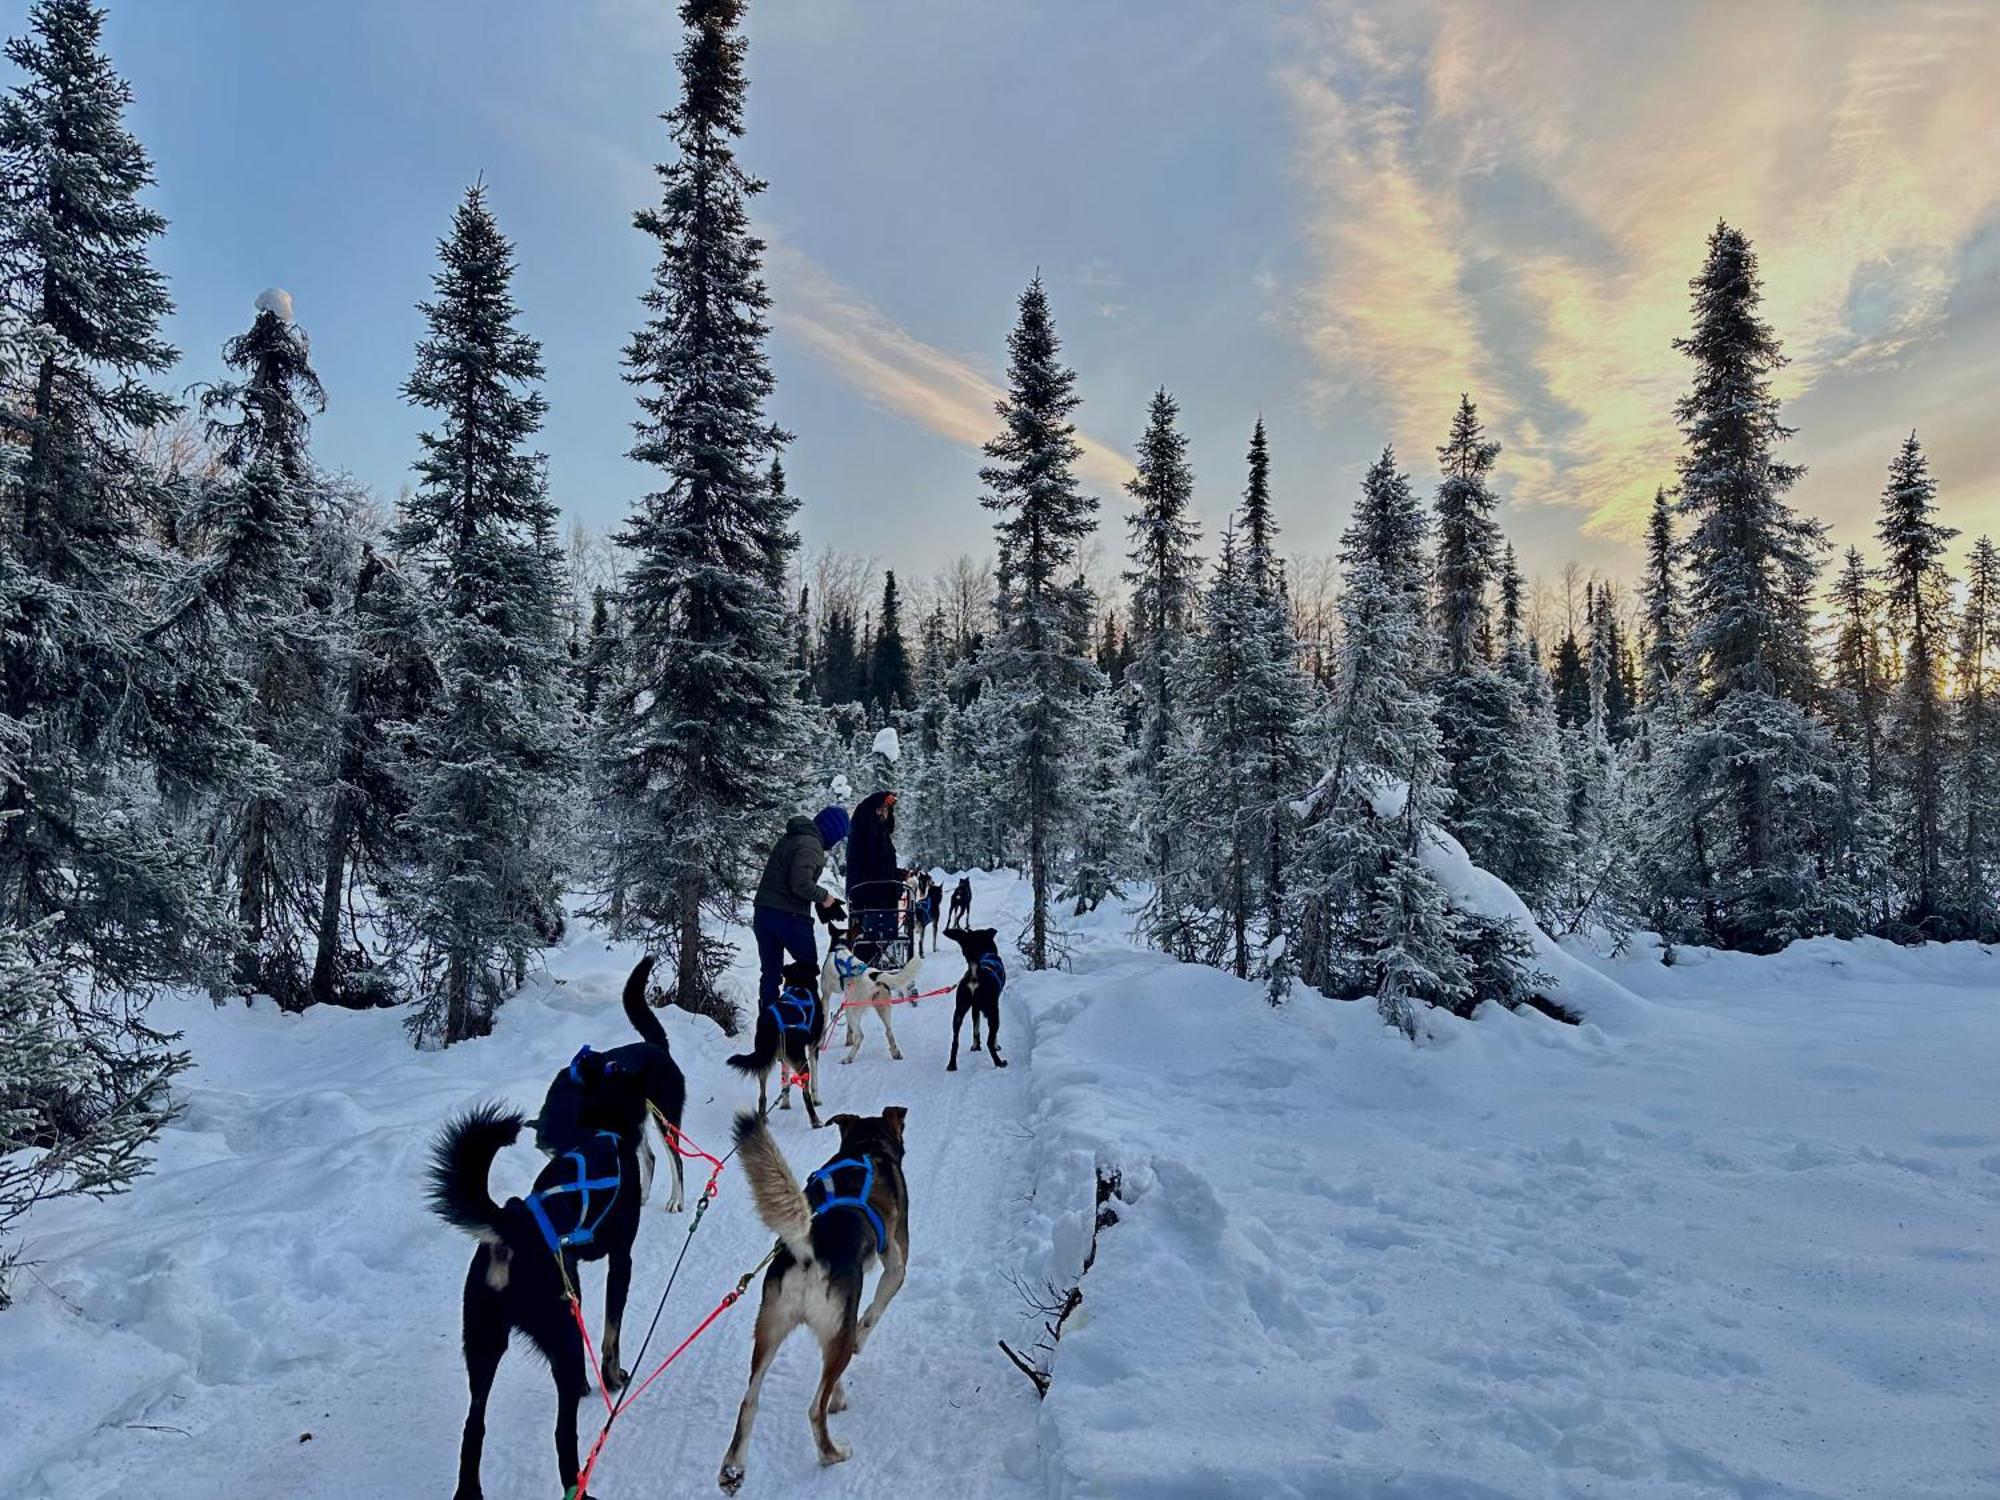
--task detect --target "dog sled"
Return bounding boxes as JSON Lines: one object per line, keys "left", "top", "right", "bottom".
{"left": 847, "top": 877, "right": 916, "bottom": 968}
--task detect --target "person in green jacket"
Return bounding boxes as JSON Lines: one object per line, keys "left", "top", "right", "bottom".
{"left": 751, "top": 806, "right": 849, "bottom": 1011}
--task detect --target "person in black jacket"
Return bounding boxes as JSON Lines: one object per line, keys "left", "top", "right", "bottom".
{"left": 845, "top": 790, "right": 905, "bottom": 959}
{"left": 752, "top": 806, "right": 849, "bottom": 1011}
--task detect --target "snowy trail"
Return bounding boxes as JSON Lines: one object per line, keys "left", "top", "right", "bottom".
{"left": 2, "top": 873, "right": 1046, "bottom": 1499}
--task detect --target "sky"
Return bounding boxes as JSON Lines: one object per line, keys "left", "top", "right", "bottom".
{"left": 55, "top": 0, "right": 2000, "bottom": 595}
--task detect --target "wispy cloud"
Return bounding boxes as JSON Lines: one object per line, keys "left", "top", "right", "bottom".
{"left": 765, "top": 242, "right": 1136, "bottom": 495}
{"left": 1280, "top": 0, "right": 2000, "bottom": 541}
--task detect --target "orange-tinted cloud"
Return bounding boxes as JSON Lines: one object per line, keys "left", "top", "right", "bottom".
{"left": 1280, "top": 0, "right": 2000, "bottom": 547}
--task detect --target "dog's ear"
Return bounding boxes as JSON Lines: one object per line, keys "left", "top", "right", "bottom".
{"left": 827, "top": 1112, "right": 862, "bottom": 1136}
{"left": 880, "top": 1105, "right": 907, "bottom": 1143}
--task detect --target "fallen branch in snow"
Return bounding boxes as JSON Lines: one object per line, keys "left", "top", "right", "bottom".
{"left": 998, "top": 1166, "right": 1121, "bottom": 1399}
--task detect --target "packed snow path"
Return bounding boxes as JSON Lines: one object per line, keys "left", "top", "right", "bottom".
{"left": 4, "top": 873, "right": 1046, "bottom": 1499}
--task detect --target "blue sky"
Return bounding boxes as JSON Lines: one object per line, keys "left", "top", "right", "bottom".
{"left": 66, "top": 0, "right": 2000, "bottom": 599}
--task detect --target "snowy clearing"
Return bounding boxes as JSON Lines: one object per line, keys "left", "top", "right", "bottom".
{"left": 5, "top": 874, "right": 1998, "bottom": 1499}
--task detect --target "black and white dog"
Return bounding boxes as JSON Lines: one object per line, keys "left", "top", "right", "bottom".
{"left": 729, "top": 957, "right": 829, "bottom": 1127}
{"left": 904, "top": 870, "right": 941, "bottom": 956}
{"left": 535, "top": 954, "right": 689, "bottom": 1211}
{"left": 719, "top": 1106, "right": 912, "bottom": 1493}
{"left": 946, "top": 876, "right": 973, "bottom": 930}
{"left": 429, "top": 957, "right": 685, "bottom": 1500}
{"left": 942, "top": 926, "right": 1008, "bottom": 1071}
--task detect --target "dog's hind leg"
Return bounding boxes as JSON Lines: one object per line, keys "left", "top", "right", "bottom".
{"left": 842, "top": 998, "right": 864, "bottom": 1064}
{"left": 878, "top": 998, "right": 904, "bottom": 1061}
{"left": 947, "top": 997, "right": 966, "bottom": 1071}
{"left": 809, "top": 1318, "right": 860, "bottom": 1466}
{"left": 802, "top": 1052, "right": 824, "bottom": 1131}
{"left": 970, "top": 1000, "right": 984, "bottom": 1053}
{"left": 987, "top": 1001, "right": 1007, "bottom": 1068}
{"left": 453, "top": 1263, "right": 507, "bottom": 1500}
{"left": 550, "top": 1320, "right": 590, "bottom": 1500}
{"left": 719, "top": 1288, "right": 794, "bottom": 1494}
{"left": 600, "top": 1248, "right": 633, "bottom": 1392}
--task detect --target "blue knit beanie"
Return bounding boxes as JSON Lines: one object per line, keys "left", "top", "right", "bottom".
{"left": 814, "top": 805, "right": 850, "bottom": 847}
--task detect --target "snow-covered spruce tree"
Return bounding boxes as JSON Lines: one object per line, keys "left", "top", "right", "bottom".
{"left": 1287, "top": 450, "right": 1470, "bottom": 1036}
{"left": 391, "top": 185, "right": 575, "bottom": 1046}
{"left": 1062, "top": 684, "right": 1138, "bottom": 915}
{"left": 975, "top": 277, "right": 1102, "bottom": 969}
{"left": 1669, "top": 222, "right": 1840, "bottom": 949}
{"left": 1427, "top": 397, "right": 1561, "bottom": 904}
{"left": 1874, "top": 433, "right": 1957, "bottom": 937}
{"left": 1827, "top": 547, "right": 1886, "bottom": 800}
{"left": 601, "top": 0, "right": 803, "bottom": 1009}
{"left": 868, "top": 569, "right": 913, "bottom": 711}
{"left": 1488, "top": 545, "right": 1570, "bottom": 918}
{"left": 1122, "top": 388, "right": 1202, "bottom": 889}
{"left": 1144, "top": 430, "right": 1314, "bottom": 981}
{"left": 1954, "top": 537, "right": 2000, "bottom": 940}
{"left": 0, "top": 0, "right": 196, "bottom": 1244}
{"left": 182, "top": 292, "right": 338, "bottom": 1010}
{"left": 1556, "top": 584, "right": 1641, "bottom": 941}
{"left": 1639, "top": 488, "right": 1680, "bottom": 701}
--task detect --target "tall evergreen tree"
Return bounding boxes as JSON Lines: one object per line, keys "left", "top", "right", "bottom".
{"left": 602, "top": 0, "right": 801, "bottom": 1008}
{"left": 977, "top": 277, "right": 1101, "bottom": 969}
{"left": 868, "top": 569, "right": 913, "bottom": 710}
{"left": 0, "top": 0, "right": 199, "bottom": 1275}
{"left": 392, "top": 185, "right": 573, "bottom": 1045}
{"left": 1874, "top": 434, "right": 1956, "bottom": 934}
{"left": 1955, "top": 537, "right": 2000, "bottom": 940}
{"left": 1640, "top": 488, "right": 1680, "bottom": 699}
{"left": 1432, "top": 394, "right": 1502, "bottom": 675}
{"left": 1122, "top": 388, "right": 1202, "bottom": 885}
{"left": 1827, "top": 546, "right": 1886, "bottom": 801}
{"left": 1240, "top": 417, "right": 1276, "bottom": 593}
{"left": 1669, "top": 221, "right": 1837, "bottom": 948}
{"left": 1288, "top": 450, "right": 1469, "bottom": 1035}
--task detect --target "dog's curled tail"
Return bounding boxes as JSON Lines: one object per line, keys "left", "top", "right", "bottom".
{"left": 731, "top": 1111, "right": 813, "bottom": 1262}
{"left": 428, "top": 1102, "right": 524, "bottom": 1245}
{"left": 623, "top": 955, "right": 667, "bottom": 1049}
{"left": 725, "top": 1026, "right": 776, "bottom": 1077}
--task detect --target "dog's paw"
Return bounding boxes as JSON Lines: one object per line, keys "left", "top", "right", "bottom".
{"left": 889, "top": 1050, "right": 903, "bottom": 1061}
{"left": 970, "top": 1040, "right": 982, "bottom": 1051}
{"left": 718, "top": 1461, "right": 746, "bottom": 1494}
{"left": 946, "top": 1060, "right": 957, "bottom": 1072}
{"left": 819, "top": 1439, "right": 852, "bottom": 1466}
{"left": 992, "top": 1056, "right": 1009, "bottom": 1068}
{"left": 603, "top": 1363, "right": 631, "bottom": 1393}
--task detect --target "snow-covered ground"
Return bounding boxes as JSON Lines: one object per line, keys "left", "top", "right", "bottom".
{"left": 5, "top": 875, "right": 1997, "bottom": 1498}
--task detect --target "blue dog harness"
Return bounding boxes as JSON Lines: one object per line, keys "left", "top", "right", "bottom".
{"left": 769, "top": 983, "right": 818, "bottom": 1035}
{"left": 525, "top": 1129, "right": 623, "bottom": 1257}
{"left": 831, "top": 949, "right": 871, "bottom": 985}
{"left": 806, "top": 1156, "right": 887, "bottom": 1254}
{"left": 977, "top": 953, "right": 1006, "bottom": 994}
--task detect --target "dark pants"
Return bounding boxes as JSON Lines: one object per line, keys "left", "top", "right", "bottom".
{"left": 752, "top": 905, "right": 817, "bottom": 1010}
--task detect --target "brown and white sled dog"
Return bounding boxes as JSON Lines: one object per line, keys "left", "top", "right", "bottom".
{"left": 719, "top": 1107, "right": 911, "bottom": 1494}
{"left": 821, "top": 932, "right": 923, "bottom": 1064}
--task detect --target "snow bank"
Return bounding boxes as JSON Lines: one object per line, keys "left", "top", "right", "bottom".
{"left": 1010, "top": 894, "right": 2000, "bottom": 1499}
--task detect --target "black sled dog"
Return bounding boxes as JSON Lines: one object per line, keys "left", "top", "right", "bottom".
{"left": 535, "top": 954, "right": 690, "bottom": 1210}
{"left": 430, "top": 1111, "right": 639, "bottom": 1500}
{"left": 729, "top": 957, "right": 828, "bottom": 1126}
{"left": 942, "top": 926, "right": 1009, "bottom": 1070}
{"left": 718, "top": 1106, "right": 911, "bottom": 1494}
{"left": 428, "top": 957, "right": 680, "bottom": 1500}
{"left": 946, "top": 875, "right": 973, "bottom": 930}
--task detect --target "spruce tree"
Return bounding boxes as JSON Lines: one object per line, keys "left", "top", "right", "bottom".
{"left": 1827, "top": 546, "right": 1886, "bottom": 800}
{"left": 1875, "top": 433, "right": 1956, "bottom": 935}
{"left": 1432, "top": 394, "right": 1502, "bottom": 675}
{"left": 0, "top": 0, "right": 197, "bottom": 1265}
{"left": 1955, "top": 537, "right": 2000, "bottom": 939}
{"left": 182, "top": 293, "right": 338, "bottom": 1009}
{"left": 1639, "top": 489, "right": 1680, "bottom": 700}
{"left": 977, "top": 276, "right": 1102, "bottom": 968}
{"left": 603, "top": 0, "right": 802, "bottom": 1007}
{"left": 1670, "top": 221, "right": 1838, "bottom": 948}
{"left": 1288, "top": 450, "right": 1470, "bottom": 1034}
{"left": 868, "top": 570, "right": 913, "bottom": 710}
{"left": 393, "top": 185, "right": 574, "bottom": 1045}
